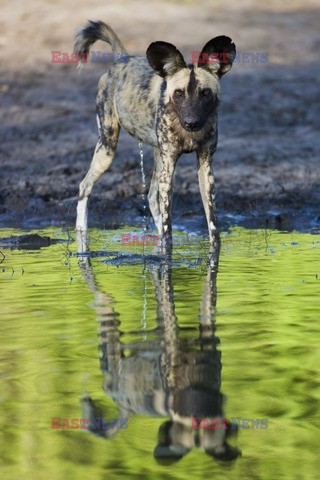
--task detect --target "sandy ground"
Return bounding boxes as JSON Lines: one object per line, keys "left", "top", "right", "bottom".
{"left": 0, "top": 0, "right": 320, "bottom": 232}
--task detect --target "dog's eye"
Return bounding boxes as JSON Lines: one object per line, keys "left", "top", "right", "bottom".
{"left": 201, "top": 89, "right": 211, "bottom": 96}
{"left": 174, "top": 89, "right": 184, "bottom": 97}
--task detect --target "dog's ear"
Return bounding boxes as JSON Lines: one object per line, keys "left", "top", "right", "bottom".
{"left": 146, "top": 41, "right": 187, "bottom": 77}
{"left": 205, "top": 443, "right": 241, "bottom": 463}
{"left": 153, "top": 420, "right": 190, "bottom": 465}
{"left": 198, "top": 36, "right": 236, "bottom": 77}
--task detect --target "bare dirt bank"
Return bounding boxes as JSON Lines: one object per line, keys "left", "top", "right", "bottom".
{"left": 1, "top": 0, "right": 319, "bottom": 233}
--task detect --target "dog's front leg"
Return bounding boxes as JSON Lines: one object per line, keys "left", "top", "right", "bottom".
{"left": 148, "top": 147, "right": 162, "bottom": 233}
{"left": 197, "top": 151, "right": 220, "bottom": 250}
{"left": 158, "top": 152, "right": 178, "bottom": 250}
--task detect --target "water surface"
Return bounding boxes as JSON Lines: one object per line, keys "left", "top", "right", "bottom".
{"left": 0, "top": 227, "right": 319, "bottom": 479}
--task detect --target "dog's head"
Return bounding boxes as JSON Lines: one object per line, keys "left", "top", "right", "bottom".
{"left": 153, "top": 418, "right": 241, "bottom": 465}
{"left": 146, "top": 37, "right": 236, "bottom": 132}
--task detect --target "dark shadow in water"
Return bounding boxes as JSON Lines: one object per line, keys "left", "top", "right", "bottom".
{"left": 77, "top": 237, "right": 240, "bottom": 465}
{"left": 0, "top": 234, "right": 69, "bottom": 250}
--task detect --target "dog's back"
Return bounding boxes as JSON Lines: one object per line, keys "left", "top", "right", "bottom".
{"left": 75, "top": 21, "right": 161, "bottom": 144}
{"left": 109, "top": 57, "right": 161, "bottom": 146}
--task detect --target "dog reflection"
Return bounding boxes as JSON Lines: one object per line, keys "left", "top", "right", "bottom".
{"left": 79, "top": 249, "right": 240, "bottom": 464}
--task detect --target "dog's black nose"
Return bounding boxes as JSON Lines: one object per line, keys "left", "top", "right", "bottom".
{"left": 184, "top": 120, "right": 199, "bottom": 130}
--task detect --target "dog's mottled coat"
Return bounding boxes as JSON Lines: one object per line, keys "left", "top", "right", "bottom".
{"left": 75, "top": 21, "right": 236, "bottom": 249}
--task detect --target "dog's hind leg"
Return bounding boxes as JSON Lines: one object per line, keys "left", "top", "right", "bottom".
{"left": 76, "top": 87, "right": 120, "bottom": 232}
{"left": 76, "top": 138, "right": 118, "bottom": 231}
{"left": 148, "top": 147, "right": 162, "bottom": 234}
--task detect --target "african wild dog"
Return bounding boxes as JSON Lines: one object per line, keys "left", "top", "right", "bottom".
{"left": 74, "top": 21, "right": 236, "bottom": 249}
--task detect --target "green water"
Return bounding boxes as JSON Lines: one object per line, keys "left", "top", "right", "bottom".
{"left": 0, "top": 227, "right": 319, "bottom": 479}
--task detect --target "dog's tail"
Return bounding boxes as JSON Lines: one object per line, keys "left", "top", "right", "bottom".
{"left": 74, "top": 20, "right": 127, "bottom": 64}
